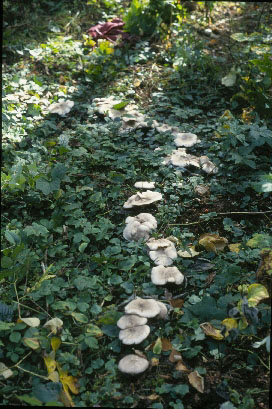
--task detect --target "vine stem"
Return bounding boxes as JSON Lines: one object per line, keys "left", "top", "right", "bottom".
{"left": 13, "top": 280, "right": 21, "bottom": 319}
{"left": 7, "top": 351, "right": 49, "bottom": 381}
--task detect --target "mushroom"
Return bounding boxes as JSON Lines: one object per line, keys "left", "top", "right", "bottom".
{"left": 134, "top": 182, "right": 156, "bottom": 189}
{"left": 199, "top": 156, "right": 218, "bottom": 174}
{"left": 121, "top": 109, "right": 148, "bottom": 130}
{"left": 123, "top": 220, "right": 151, "bottom": 241}
{"left": 123, "top": 213, "right": 157, "bottom": 241}
{"left": 156, "top": 301, "right": 168, "bottom": 320}
{"left": 146, "top": 238, "right": 177, "bottom": 266}
{"left": 170, "top": 149, "right": 200, "bottom": 168}
{"left": 174, "top": 133, "right": 200, "bottom": 148}
{"left": 119, "top": 324, "right": 150, "bottom": 345}
{"left": 151, "top": 265, "right": 184, "bottom": 285}
{"left": 123, "top": 191, "right": 162, "bottom": 208}
{"left": 48, "top": 99, "right": 74, "bottom": 116}
{"left": 118, "top": 354, "right": 149, "bottom": 375}
{"left": 125, "top": 297, "right": 160, "bottom": 318}
{"left": 93, "top": 96, "right": 123, "bottom": 119}
{"left": 117, "top": 314, "right": 148, "bottom": 329}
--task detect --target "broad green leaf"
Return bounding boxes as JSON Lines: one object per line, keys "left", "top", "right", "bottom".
{"left": 247, "top": 283, "right": 269, "bottom": 306}
{"left": 246, "top": 233, "right": 272, "bottom": 249}
{"left": 97, "top": 310, "right": 122, "bottom": 325}
{"left": 21, "top": 317, "right": 40, "bottom": 327}
{"left": 5, "top": 230, "right": 21, "bottom": 245}
{"left": 86, "top": 324, "right": 103, "bottom": 337}
{"left": 32, "top": 382, "right": 62, "bottom": 404}
{"left": 153, "top": 337, "right": 162, "bottom": 354}
{"left": 16, "top": 394, "right": 43, "bottom": 406}
{"left": 108, "top": 274, "right": 122, "bottom": 285}
{"left": 51, "top": 164, "right": 66, "bottom": 180}
{"left": 9, "top": 331, "right": 21, "bottom": 343}
{"left": 71, "top": 312, "right": 88, "bottom": 323}
{"left": 79, "top": 242, "right": 88, "bottom": 253}
{"left": 252, "top": 174, "right": 272, "bottom": 193}
{"left": 84, "top": 335, "right": 99, "bottom": 349}
{"left": 113, "top": 101, "right": 129, "bottom": 110}
{"left": 231, "top": 32, "right": 249, "bottom": 42}
{"left": 0, "top": 321, "right": 15, "bottom": 331}
{"left": 23, "top": 337, "right": 40, "bottom": 350}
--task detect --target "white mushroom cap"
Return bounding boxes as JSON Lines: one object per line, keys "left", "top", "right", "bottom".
{"left": 157, "top": 301, "right": 168, "bottom": 320}
{"left": 170, "top": 149, "right": 200, "bottom": 168}
{"left": 123, "top": 220, "right": 151, "bottom": 241}
{"left": 123, "top": 213, "right": 157, "bottom": 241}
{"left": 123, "top": 191, "right": 162, "bottom": 208}
{"left": 174, "top": 133, "right": 200, "bottom": 148}
{"left": 118, "top": 354, "right": 149, "bottom": 375}
{"left": 146, "top": 238, "right": 172, "bottom": 250}
{"left": 147, "top": 240, "right": 178, "bottom": 266}
{"left": 134, "top": 182, "right": 156, "bottom": 189}
{"left": 199, "top": 156, "right": 218, "bottom": 174}
{"left": 117, "top": 314, "right": 147, "bottom": 329}
{"left": 151, "top": 265, "right": 184, "bottom": 285}
{"left": 119, "top": 325, "right": 150, "bottom": 345}
{"left": 125, "top": 297, "right": 160, "bottom": 318}
{"left": 48, "top": 99, "right": 74, "bottom": 116}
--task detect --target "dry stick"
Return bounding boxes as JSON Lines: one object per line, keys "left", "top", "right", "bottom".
{"left": 7, "top": 351, "right": 49, "bottom": 380}
{"left": 169, "top": 210, "right": 272, "bottom": 226}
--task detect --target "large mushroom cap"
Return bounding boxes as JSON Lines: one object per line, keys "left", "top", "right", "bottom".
{"left": 170, "top": 149, "right": 200, "bottom": 168}
{"left": 119, "top": 325, "right": 150, "bottom": 345}
{"left": 147, "top": 239, "right": 178, "bottom": 266}
{"left": 174, "top": 133, "right": 200, "bottom": 148}
{"left": 151, "top": 265, "right": 184, "bottom": 285}
{"left": 123, "top": 213, "right": 157, "bottom": 241}
{"left": 125, "top": 297, "right": 160, "bottom": 318}
{"left": 118, "top": 354, "right": 149, "bottom": 375}
{"left": 48, "top": 99, "right": 74, "bottom": 116}
{"left": 123, "top": 191, "right": 162, "bottom": 209}
{"left": 117, "top": 314, "right": 148, "bottom": 329}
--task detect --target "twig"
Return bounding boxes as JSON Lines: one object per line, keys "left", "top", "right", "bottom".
{"left": 13, "top": 281, "right": 21, "bottom": 319}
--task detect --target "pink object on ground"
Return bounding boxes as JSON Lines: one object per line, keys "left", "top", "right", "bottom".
{"left": 87, "top": 18, "right": 132, "bottom": 43}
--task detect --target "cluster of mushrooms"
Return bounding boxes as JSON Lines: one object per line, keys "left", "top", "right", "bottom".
{"left": 117, "top": 181, "right": 186, "bottom": 375}
{"left": 91, "top": 97, "right": 217, "bottom": 375}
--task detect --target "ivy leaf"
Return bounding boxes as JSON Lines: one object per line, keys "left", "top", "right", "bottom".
{"left": 153, "top": 337, "right": 162, "bottom": 355}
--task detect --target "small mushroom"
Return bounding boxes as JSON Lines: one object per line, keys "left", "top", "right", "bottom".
{"left": 118, "top": 354, "right": 149, "bottom": 375}
{"left": 119, "top": 324, "right": 150, "bottom": 345}
{"left": 125, "top": 297, "right": 160, "bottom": 318}
{"left": 151, "top": 265, "right": 184, "bottom": 285}
{"left": 174, "top": 133, "right": 200, "bottom": 148}
{"left": 199, "top": 156, "right": 218, "bottom": 174}
{"left": 117, "top": 315, "right": 147, "bottom": 329}
{"left": 48, "top": 99, "right": 74, "bottom": 116}
{"left": 134, "top": 182, "right": 156, "bottom": 189}
{"left": 146, "top": 238, "right": 173, "bottom": 250}
{"left": 123, "top": 191, "right": 162, "bottom": 208}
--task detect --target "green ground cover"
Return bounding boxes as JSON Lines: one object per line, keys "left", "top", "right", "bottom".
{"left": 1, "top": 1, "right": 271, "bottom": 407}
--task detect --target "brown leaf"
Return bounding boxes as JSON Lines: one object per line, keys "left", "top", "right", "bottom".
{"left": 170, "top": 299, "right": 185, "bottom": 309}
{"left": 161, "top": 338, "right": 172, "bottom": 351}
{"left": 169, "top": 349, "right": 182, "bottom": 362}
{"left": 188, "top": 371, "right": 204, "bottom": 393}
{"left": 175, "top": 361, "right": 190, "bottom": 372}
{"left": 205, "top": 272, "right": 216, "bottom": 286}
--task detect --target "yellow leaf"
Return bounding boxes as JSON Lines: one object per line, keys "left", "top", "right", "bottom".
{"left": 247, "top": 283, "right": 269, "bottom": 306}
{"left": 23, "top": 337, "right": 40, "bottom": 350}
{"left": 178, "top": 246, "right": 200, "bottom": 258}
{"left": 60, "top": 385, "right": 75, "bottom": 407}
{"left": 238, "top": 315, "right": 248, "bottom": 330}
{"left": 48, "top": 370, "right": 60, "bottom": 382}
{"left": 147, "top": 394, "right": 159, "bottom": 401}
{"left": 133, "top": 79, "right": 141, "bottom": 87}
{"left": 150, "top": 357, "right": 159, "bottom": 367}
{"left": 85, "top": 324, "right": 103, "bottom": 337}
{"left": 21, "top": 317, "right": 40, "bottom": 327}
{"left": 51, "top": 337, "right": 61, "bottom": 352}
{"left": 200, "top": 322, "right": 224, "bottom": 340}
{"left": 228, "top": 243, "right": 241, "bottom": 253}
{"left": 44, "top": 317, "right": 63, "bottom": 333}
{"left": 188, "top": 371, "right": 204, "bottom": 393}
{"left": 57, "top": 363, "right": 79, "bottom": 395}
{"left": 43, "top": 355, "right": 56, "bottom": 375}
{"left": 221, "top": 318, "right": 238, "bottom": 337}
{"left": 199, "top": 233, "right": 228, "bottom": 253}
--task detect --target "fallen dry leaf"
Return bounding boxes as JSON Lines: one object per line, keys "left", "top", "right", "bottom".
{"left": 169, "top": 349, "right": 182, "bottom": 362}
{"left": 188, "top": 371, "right": 204, "bottom": 393}
{"left": 175, "top": 360, "right": 190, "bottom": 372}
{"left": 161, "top": 338, "right": 173, "bottom": 351}
{"left": 133, "top": 350, "right": 147, "bottom": 359}
{"left": 147, "top": 394, "right": 160, "bottom": 401}
{"left": 170, "top": 299, "right": 185, "bottom": 309}
{"left": 200, "top": 322, "right": 224, "bottom": 341}
{"left": 199, "top": 233, "right": 228, "bottom": 253}
{"left": 150, "top": 357, "right": 159, "bottom": 367}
